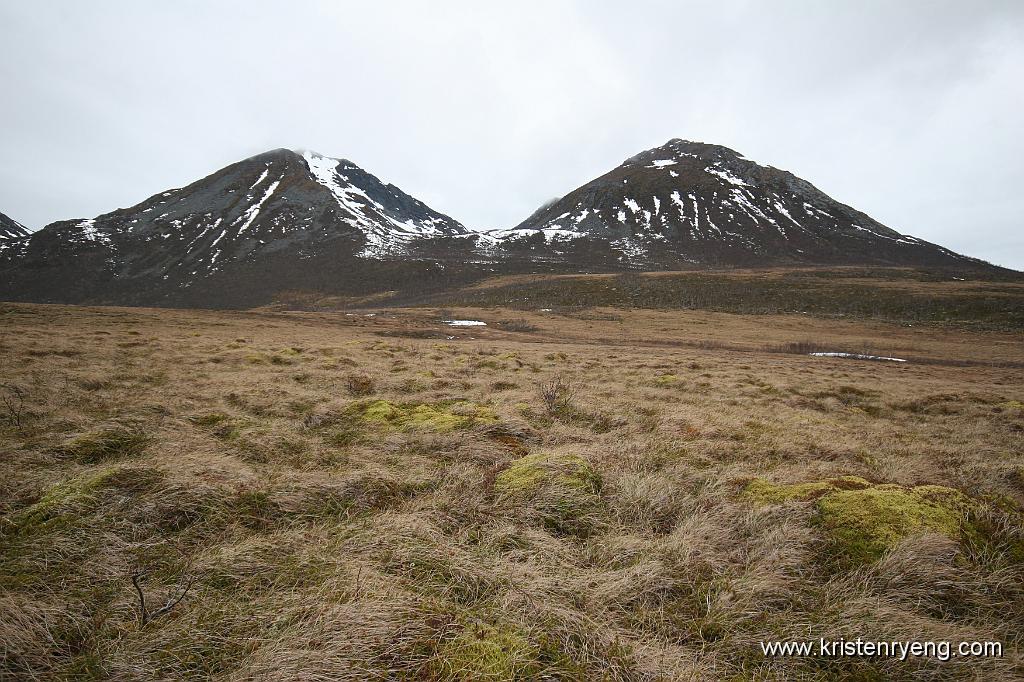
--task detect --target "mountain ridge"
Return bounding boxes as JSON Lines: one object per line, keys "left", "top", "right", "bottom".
{"left": 0, "top": 141, "right": 1010, "bottom": 309}
{"left": 501, "top": 138, "right": 974, "bottom": 269}
{"left": 0, "top": 211, "right": 29, "bottom": 240}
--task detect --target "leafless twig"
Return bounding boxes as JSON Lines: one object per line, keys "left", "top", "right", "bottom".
{"left": 1, "top": 383, "right": 26, "bottom": 429}
{"left": 130, "top": 567, "right": 195, "bottom": 626}
{"left": 539, "top": 375, "right": 575, "bottom": 417}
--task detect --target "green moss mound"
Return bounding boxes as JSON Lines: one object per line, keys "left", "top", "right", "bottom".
{"left": 744, "top": 477, "right": 978, "bottom": 565}
{"left": 6, "top": 468, "right": 121, "bottom": 538}
{"left": 495, "top": 453, "right": 601, "bottom": 496}
{"left": 495, "top": 453, "right": 603, "bottom": 537}
{"left": 743, "top": 475, "right": 872, "bottom": 504}
{"left": 817, "top": 484, "right": 975, "bottom": 564}
{"left": 433, "top": 623, "right": 540, "bottom": 681}
{"left": 348, "top": 399, "right": 497, "bottom": 432}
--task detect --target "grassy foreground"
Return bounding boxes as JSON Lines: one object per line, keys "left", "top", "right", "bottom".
{"left": 1, "top": 301, "right": 1023, "bottom": 680}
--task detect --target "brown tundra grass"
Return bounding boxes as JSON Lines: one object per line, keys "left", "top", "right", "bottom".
{"left": 0, "top": 301, "right": 1022, "bottom": 680}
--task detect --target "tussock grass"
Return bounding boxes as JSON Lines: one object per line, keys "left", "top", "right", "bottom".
{"left": 54, "top": 425, "right": 151, "bottom": 463}
{"left": 495, "top": 452, "right": 605, "bottom": 537}
{"left": 1, "top": 301, "right": 1023, "bottom": 680}
{"left": 347, "top": 399, "right": 498, "bottom": 432}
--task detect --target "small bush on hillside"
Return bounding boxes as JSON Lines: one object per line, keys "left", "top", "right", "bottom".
{"left": 538, "top": 376, "right": 575, "bottom": 418}
{"left": 345, "top": 374, "right": 376, "bottom": 397}
{"left": 493, "top": 319, "right": 539, "bottom": 333}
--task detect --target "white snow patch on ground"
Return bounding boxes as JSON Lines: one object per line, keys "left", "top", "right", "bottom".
{"left": 444, "top": 320, "right": 486, "bottom": 326}
{"left": 853, "top": 225, "right": 897, "bottom": 241}
{"left": 730, "top": 188, "right": 776, "bottom": 225}
{"left": 76, "top": 219, "right": 111, "bottom": 244}
{"left": 235, "top": 179, "right": 281, "bottom": 234}
{"left": 809, "top": 352, "right": 907, "bottom": 363}
{"left": 802, "top": 203, "right": 835, "bottom": 220}
{"left": 209, "top": 219, "right": 230, "bottom": 250}
{"left": 482, "top": 227, "right": 585, "bottom": 243}
{"left": 623, "top": 198, "right": 641, "bottom": 214}
{"left": 772, "top": 199, "right": 802, "bottom": 227}
{"left": 647, "top": 159, "right": 677, "bottom": 168}
{"left": 539, "top": 228, "right": 586, "bottom": 242}
{"left": 705, "top": 166, "right": 750, "bottom": 187}
{"left": 689, "top": 194, "right": 701, "bottom": 231}
{"left": 670, "top": 191, "right": 687, "bottom": 220}
{"left": 612, "top": 237, "right": 646, "bottom": 261}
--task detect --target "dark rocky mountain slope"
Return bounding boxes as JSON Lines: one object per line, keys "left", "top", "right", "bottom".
{"left": 492, "top": 139, "right": 982, "bottom": 269}
{"left": 0, "top": 141, "right": 1005, "bottom": 309}
{"left": 0, "top": 212, "right": 29, "bottom": 240}
{"left": 0, "top": 149, "right": 482, "bottom": 307}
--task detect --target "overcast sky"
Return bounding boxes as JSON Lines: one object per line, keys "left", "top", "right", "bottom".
{"left": 2, "top": 1, "right": 1022, "bottom": 268}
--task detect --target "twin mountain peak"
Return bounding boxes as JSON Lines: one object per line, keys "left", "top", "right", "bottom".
{"left": 0, "top": 139, "right": 992, "bottom": 307}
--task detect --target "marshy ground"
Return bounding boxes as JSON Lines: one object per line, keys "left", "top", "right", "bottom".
{"left": 1, "top": 297, "right": 1022, "bottom": 680}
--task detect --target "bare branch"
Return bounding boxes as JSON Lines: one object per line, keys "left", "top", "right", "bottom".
{"left": 151, "top": 574, "right": 195, "bottom": 621}
{"left": 130, "top": 568, "right": 149, "bottom": 625}
{"left": 1, "top": 383, "right": 26, "bottom": 430}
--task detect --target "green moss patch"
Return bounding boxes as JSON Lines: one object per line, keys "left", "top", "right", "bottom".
{"left": 433, "top": 622, "right": 540, "bottom": 681}
{"left": 5, "top": 468, "right": 122, "bottom": 538}
{"left": 495, "top": 453, "right": 604, "bottom": 537}
{"left": 495, "top": 453, "right": 600, "bottom": 496}
{"left": 347, "top": 399, "right": 497, "bottom": 432}
{"left": 743, "top": 475, "right": 872, "bottom": 504}
{"left": 816, "top": 484, "right": 976, "bottom": 564}
{"left": 744, "top": 477, "right": 978, "bottom": 565}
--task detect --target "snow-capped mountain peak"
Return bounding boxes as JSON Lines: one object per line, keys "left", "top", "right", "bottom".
{"left": 0, "top": 211, "right": 29, "bottom": 240}
{"left": 0, "top": 141, "right": 995, "bottom": 308}
{"left": 300, "top": 150, "right": 467, "bottom": 257}
{"left": 0, "top": 149, "right": 474, "bottom": 306}
{"left": 505, "top": 138, "right": 965, "bottom": 268}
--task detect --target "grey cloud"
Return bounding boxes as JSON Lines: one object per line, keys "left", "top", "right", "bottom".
{"left": 1, "top": 0, "right": 1021, "bottom": 268}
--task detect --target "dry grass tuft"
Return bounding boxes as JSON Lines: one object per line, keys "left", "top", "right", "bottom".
{"left": 1, "top": 301, "right": 1022, "bottom": 680}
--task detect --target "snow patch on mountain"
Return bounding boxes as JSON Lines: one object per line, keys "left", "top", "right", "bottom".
{"left": 236, "top": 178, "right": 282, "bottom": 235}
{"left": 0, "top": 212, "right": 30, "bottom": 240}
{"left": 76, "top": 219, "right": 112, "bottom": 245}
{"left": 302, "top": 150, "right": 459, "bottom": 258}
{"left": 705, "top": 166, "right": 751, "bottom": 187}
